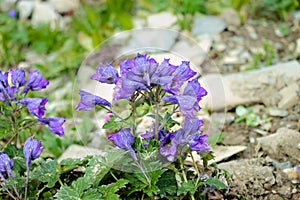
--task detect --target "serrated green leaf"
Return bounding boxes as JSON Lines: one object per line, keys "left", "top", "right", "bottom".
{"left": 54, "top": 185, "right": 79, "bottom": 200}
{"left": 102, "top": 116, "right": 122, "bottom": 131}
{"left": 177, "top": 180, "right": 197, "bottom": 196}
{"left": 156, "top": 170, "right": 177, "bottom": 197}
{"left": 31, "top": 159, "right": 59, "bottom": 188}
{"left": 99, "top": 179, "right": 128, "bottom": 200}
{"left": 84, "top": 157, "right": 110, "bottom": 186}
{"left": 82, "top": 189, "right": 102, "bottom": 200}
{"left": 204, "top": 178, "right": 227, "bottom": 190}
{"left": 71, "top": 177, "right": 91, "bottom": 196}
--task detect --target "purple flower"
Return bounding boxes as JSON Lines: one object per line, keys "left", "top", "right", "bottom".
{"left": 0, "top": 152, "right": 14, "bottom": 181}
{"left": 17, "top": 98, "right": 48, "bottom": 118}
{"left": 161, "top": 61, "right": 196, "bottom": 95}
{"left": 175, "top": 117, "right": 203, "bottom": 144}
{"left": 160, "top": 133, "right": 178, "bottom": 162}
{"left": 76, "top": 90, "right": 111, "bottom": 110}
{"left": 113, "top": 77, "right": 147, "bottom": 101}
{"left": 189, "top": 134, "right": 210, "bottom": 152}
{"left": 108, "top": 128, "right": 137, "bottom": 161}
{"left": 141, "top": 128, "right": 165, "bottom": 142}
{"left": 22, "top": 70, "right": 49, "bottom": 94}
{"left": 297, "top": 165, "right": 300, "bottom": 180}
{"left": 7, "top": 10, "right": 17, "bottom": 18}
{"left": 38, "top": 117, "right": 65, "bottom": 136}
{"left": 0, "top": 71, "right": 9, "bottom": 97}
{"left": 91, "top": 64, "right": 119, "bottom": 84}
{"left": 10, "top": 68, "right": 26, "bottom": 88}
{"left": 162, "top": 79, "right": 207, "bottom": 118}
{"left": 151, "top": 59, "right": 176, "bottom": 86}
{"left": 23, "top": 137, "right": 44, "bottom": 168}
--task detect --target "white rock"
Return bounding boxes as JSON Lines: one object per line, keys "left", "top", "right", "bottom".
{"left": 245, "top": 25, "right": 258, "bottom": 40}
{"left": 50, "top": 0, "right": 79, "bottom": 13}
{"left": 268, "top": 107, "right": 288, "bottom": 117}
{"left": 0, "top": 0, "right": 17, "bottom": 11}
{"left": 278, "top": 83, "right": 299, "bottom": 109}
{"left": 214, "top": 43, "right": 226, "bottom": 52}
{"left": 119, "top": 28, "right": 178, "bottom": 54}
{"left": 147, "top": 12, "right": 177, "bottom": 28}
{"left": 133, "top": 18, "right": 146, "bottom": 29}
{"left": 31, "top": 1, "right": 60, "bottom": 27}
{"left": 192, "top": 16, "right": 226, "bottom": 36}
{"left": 17, "top": 0, "right": 34, "bottom": 19}
{"left": 200, "top": 60, "right": 300, "bottom": 111}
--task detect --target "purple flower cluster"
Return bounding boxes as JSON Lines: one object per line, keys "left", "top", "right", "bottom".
{"left": 0, "top": 152, "right": 14, "bottom": 181}
{"left": 0, "top": 69, "right": 65, "bottom": 136}
{"left": 76, "top": 54, "right": 209, "bottom": 162}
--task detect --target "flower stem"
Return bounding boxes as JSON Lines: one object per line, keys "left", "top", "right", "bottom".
{"left": 189, "top": 151, "right": 201, "bottom": 185}
{"left": 0, "top": 182, "right": 16, "bottom": 199}
{"left": 10, "top": 178, "right": 21, "bottom": 199}
{"left": 136, "top": 161, "right": 151, "bottom": 185}
{"left": 24, "top": 167, "right": 30, "bottom": 200}
{"left": 180, "top": 157, "right": 195, "bottom": 200}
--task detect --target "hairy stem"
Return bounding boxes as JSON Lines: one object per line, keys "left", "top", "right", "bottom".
{"left": 24, "top": 167, "right": 30, "bottom": 200}
{"left": 189, "top": 151, "right": 201, "bottom": 185}
{"left": 136, "top": 161, "right": 151, "bottom": 185}
{"left": 10, "top": 178, "right": 21, "bottom": 199}
{"left": 180, "top": 157, "right": 195, "bottom": 200}
{"left": 0, "top": 182, "right": 16, "bottom": 199}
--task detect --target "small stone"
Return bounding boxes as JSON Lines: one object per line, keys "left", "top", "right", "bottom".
{"left": 133, "top": 18, "right": 146, "bottom": 29}
{"left": 197, "top": 34, "right": 212, "bottom": 53}
{"left": 214, "top": 43, "right": 226, "bottom": 52}
{"left": 192, "top": 16, "right": 226, "bottom": 36}
{"left": 50, "top": 0, "right": 79, "bottom": 13}
{"left": 245, "top": 25, "right": 258, "bottom": 40}
{"left": 282, "top": 168, "right": 298, "bottom": 180}
{"left": 220, "top": 8, "right": 241, "bottom": 27}
{"left": 223, "top": 56, "right": 241, "bottom": 64}
{"left": 278, "top": 83, "right": 299, "bottom": 109}
{"left": 17, "top": 0, "right": 34, "bottom": 19}
{"left": 268, "top": 107, "right": 288, "bottom": 117}
{"left": 147, "top": 12, "right": 177, "bottom": 28}
{"left": 298, "top": 143, "right": 300, "bottom": 149}
{"left": 31, "top": 1, "right": 60, "bottom": 27}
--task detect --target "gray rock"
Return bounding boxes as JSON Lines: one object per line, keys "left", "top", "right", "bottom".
{"left": 200, "top": 60, "right": 300, "bottom": 111}
{"left": 214, "top": 43, "right": 226, "bottom": 52}
{"left": 0, "top": 0, "right": 17, "bottom": 11}
{"left": 17, "top": 0, "right": 34, "bottom": 19}
{"left": 147, "top": 12, "right": 177, "bottom": 28}
{"left": 245, "top": 25, "right": 258, "bottom": 40}
{"left": 133, "top": 18, "right": 146, "bottom": 29}
{"left": 50, "top": 0, "right": 79, "bottom": 13}
{"left": 268, "top": 107, "right": 288, "bottom": 117}
{"left": 192, "top": 16, "right": 226, "bottom": 36}
{"left": 31, "top": 1, "right": 60, "bottom": 27}
{"left": 257, "top": 128, "right": 300, "bottom": 165}
{"left": 220, "top": 8, "right": 241, "bottom": 27}
{"left": 58, "top": 144, "right": 106, "bottom": 163}
{"left": 119, "top": 28, "right": 178, "bottom": 54}
{"left": 296, "top": 38, "right": 300, "bottom": 55}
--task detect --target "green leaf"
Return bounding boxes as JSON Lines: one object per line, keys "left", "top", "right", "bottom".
{"left": 235, "top": 105, "right": 247, "bottom": 116}
{"left": 102, "top": 116, "right": 122, "bottom": 131}
{"left": 54, "top": 185, "right": 79, "bottom": 200}
{"left": 84, "top": 156, "right": 111, "bottom": 186}
{"left": 156, "top": 170, "right": 177, "bottom": 197}
{"left": 177, "top": 180, "right": 197, "bottom": 196}
{"left": 204, "top": 178, "right": 227, "bottom": 190}
{"left": 201, "top": 151, "right": 215, "bottom": 167}
{"left": 71, "top": 177, "right": 91, "bottom": 196}
{"left": 82, "top": 189, "right": 102, "bottom": 200}
{"left": 31, "top": 159, "right": 59, "bottom": 188}
{"left": 98, "top": 179, "right": 129, "bottom": 200}
{"left": 207, "top": 132, "right": 224, "bottom": 147}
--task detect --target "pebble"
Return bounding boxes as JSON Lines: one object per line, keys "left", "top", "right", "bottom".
{"left": 17, "top": 0, "right": 34, "bottom": 19}
{"left": 31, "top": 1, "right": 60, "bottom": 27}
{"left": 268, "top": 107, "right": 288, "bottom": 117}
{"left": 147, "top": 12, "right": 177, "bottom": 28}
{"left": 192, "top": 16, "right": 226, "bottom": 36}
{"left": 245, "top": 25, "right": 258, "bottom": 40}
{"left": 296, "top": 38, "right": 300, "bottom": 55}
{"left": 278, "top": 83, "right": 299, "bottom": 109}
{"left": 50, "top": 0, "right": 79, "bottom": 13}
